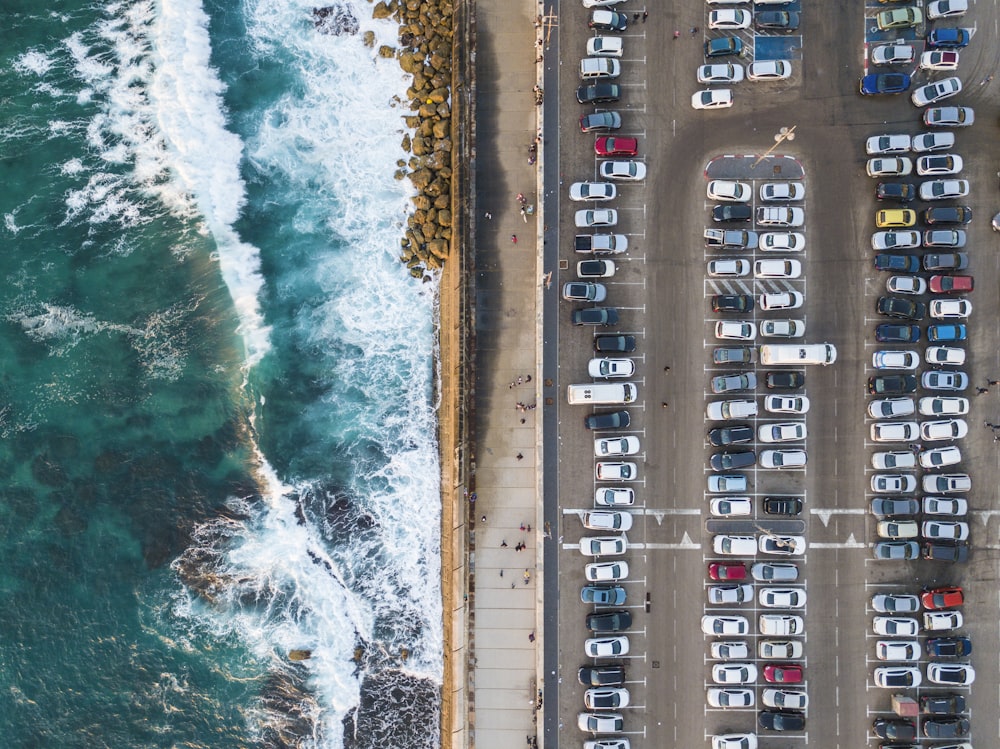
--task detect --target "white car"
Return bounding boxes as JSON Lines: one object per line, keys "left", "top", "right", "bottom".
{"left": 706, "top": 688, "right": 754, "bottom": 708}
{"left": 707, "top": 400, "right": 758, "bottom": 421}
{"left": 873, "top": 350, "right": 919, "bottom": 370}
{"left": 912, "top": 131, "right": 955, "bottom": 152}
{"left": 758, "top": 640, "right": 803, "bottom": 659}
{"left": 702, "top": 615, "right": 750, "bottom": 636}
{"left": 920, "top": 50, "right": 960, "bottom": 71}
{"left": 587, "top": 36, "right": 624, "bottom": 57}
{"left": 584, "top": 636, "right": 629, "bottom": 658}
{"left": 921, "top": 520, "right": 970, "bottom": 541}
{"left": 759, "top": 232, "right": 805, "bottom": 252}
{"left": 582, "top": 511, "right": 634, "bottom": 532}
{"left": 570, "top": 182, "right": 617, "bottom": 202}
{"left": 918, "top": 396, "right": 968, "bottom": 415}
{"left": 709, "top": 475, "right": 749, "bottom": 493}
{"left": 922, "top": 473, "right": 971, "bottom": 493}
{"left": 877, "top": 520, "right": 919, "bottom": 539}
{"left": 758, "top": 534, "right": 806, "bottom": 554}
{"left": 759, "top": 614, "right": 803, "bottom": 636}
{"left": 747, "top": 60, "right": 791, "bottom": 81}
{"left": 575, "top": 209, "right": 618, "bottom": 228}
{"left": 710, "top": 497, "right": 753, "bottom": 516}
{"left": 918, "top": 446, "right": 962, "bottom": 469}
{"left": 709, "top": 9, "right": 752, "bottom": 28}
{"left": 759, "top": 449, "right": 806, "bottom": 470}
{"left": 921, "top": 418, "right": 968, "bottom": 441}
{"left": 871, "top": 474, "right": 917, "bottom": 493}
{"left": 711, "top": 641, "right": 750, "bottom": 660}
{"left": 887, "top": 275, "right": 927, "bottom": 295}
{"left": 873, "top": 616, "right": 919, "bottom": 637}
{"left": 916, "top": 153, "right": 963, "bottom": 176}
{"left": 712, "top": 663, "right": 757, "bottom": 685}
{"left": 919, "top": 179, "right": 969, "bottom": 201}
{"left": 922, "top": 496, "right": 968, "bottom": 515}
{"left": 873, "top": 667, "right": 922, "bottom": 688}
{"left": 764, "top": 395, "right": 809, "bottom": 414}
{"left": 874, "top": 642, "right": 919, "bottom": 661}
{"left": 871, "top": 45, "right": 914, "bottom": 66}
{"left": 866, "top": 134, "right": 911, "bottom": 156}
{"left": 713, "top": 535, "right": 757, "bottom": 556}
{"left": 692, "top": 89, "right": 734, "bottom": 110}
{"left": 872, "top": 230, "right": 921, "bottom": 250}
{"left": 583, "top": 0, "right": 628, "bottom": 6}
{"left": 872, "top": 451, "right": 917, "bottom": 470}
{"left": 927, "top": 0, "right": 968, "bottom": 18}
{"left": 911, "top": 76, "right": 962, "bottom": 107}
{"left": 867, "top": 157, "right": 913, "bottom": 177}
{"left": 870, "top": 421, "right": 919, "bottom": 442}
{"left": 930, "top": 299, "right": 972, "bottom": 319}
{"left": 924, "top": 610, "right": 964, "bottom": 631}
{"left": 579, "top": 536, "right": 627, "bottom": 556}
{"left": 708, "top": 584, "right": 754, "bottom": 605}
{"left": 759, "top": 292, "right": 803, "bottom": 311}
{"left": 715, "top": 320, "right": 756, "bottom": 340}
{"left": 600, "top": 160, "right": 646, "bottom": 181}
{"left": 752, "top": 563, "right": 798, "bottom": 582}
{"left": 708, "top": 259, "right": 751, "bottom": 277}
{"left": 762, "top": 689, "right": 807, "bottom": 710}
{"left": 759, "top": 588, "right": 807, "bottom": 608}
{"left": 578, "top": 712, "right": 625, "bottom": 734}
{"left": 754, "top": 259, "right": 802, "bottom": 278}
{"left": 580, "top": 57, "right": 622, "bottom": 79}
{"left": 755, "top": 207, "right": 804, "bottom": 228}
{"left": 712, "top": 736, "right": 758, "bottom": 749}
{"left": 872, "top": 593, "right": 920, "bottom": 613}
{"left": 595, "top": 462, "right": 638, "bottom": 482}
{"left": 595, "top": 436, "right": 641, "bottom": 457}
{"left": 926, "top": 663, "right": 975, "bottom": 686}
{"left": 708, "top": 180, "right": 752, "bottom": 202}
{"left": 585, "top": 560, "right": 630, "bottom": 582}
{"left": 698, "top": 63, "right": 745, "bottom": 85}
{"left": 595, "top": 487, "right": 635, "bottom": 506}
{"left": 760, "top": 182, "right": 804, "bottom": 202}
{"left": 758, "top": 422, "right": 806, "bottom": 443}
{"left": 924, "top": 347, "right": 965, "bottom": 367}
{"left": 760, "top": 319, "right": 805, "bottom": 338}
{"left": 584, "top": 688, "right": 630, "bottom": 710}
{"left": 868, "top": 397, "right": 915, "bottom": 419}
{"left": 589, "top": 358, "right": 636, "bottom": 379}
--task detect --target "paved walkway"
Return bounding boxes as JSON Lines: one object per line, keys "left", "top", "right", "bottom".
{"left": 470, "top": 0, "right": 547, "bottom": 747}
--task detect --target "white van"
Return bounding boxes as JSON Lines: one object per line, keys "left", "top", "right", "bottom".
{"left": 760, "top": 343, "right": 837, "bottom": 366}
{"left": 580, "top": 57, "right": 622, "bottom": 79}
{"left": 567, "top": 382, "right": 638, "bottom": 405}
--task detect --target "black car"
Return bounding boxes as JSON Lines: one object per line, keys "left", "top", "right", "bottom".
{"left": 921, "top": 541, "right": 969, "bottom": 562}
{"left": 926, "top": 636, "right": 972, "bottom": 657}
{"left": 576, "top": 83, "right": 622, "bottom": 104}
{"left": 585, "top": 410, "right": 630, "bottom": 430}
{"left": 712, "top": 294, "right": 754, "bottom": 313}
{"left": 595, "top": 335, "right": 636, "bottom": 353}
{"left": 874, "top": 254, "right": 920, "bottom": 272}
{"left": 588, "top": 10, "right": 628, "bottom": 31}
{"left": 755, "top": 10, "right": 800, "bottom": 30}
{"left": 712, "top": 204, "right": 752, "bottom": 222}
{"left": 578, "top": 665, "right": 626, "bottom": 687}
{"left": 876, "top": 182, "right": 916, "bottom": 202}
{"left": 758, "top": 710, "right": 805, "bottom": 732}
{"left": 710, "top": 450, "right": 756, "bottom": 471}
{"left": 868, "top": 374, "right": 918, "bottom": 395}
{"left": 873, "top": 719, "right": 916, "bottom": 742}
{"left": 579, "top": 111, "right": 622, "bottom": 133}
{"left": 704, "top": 36, "right": 744, "bottom": 57}
{"left": 923, "top": 252, "right": 969, "bottom": 270}
{"left": 586, "top": 610, "right": 632, "bottom": 633}
{"left": 713, "top": 346, "right": 756, "bottom": 365}
{"left": 877, "top": 296, "right": 926, "bottom": 321}
{"left": 876, "top": 323, "right": 920, "bottom": 343}
{"left": 709, "top": 425, "right": 754, "bottom": 446}
{"left": 572, "top": 307, "right": 619, "bottom": 326}
{"left": 919, "top": 693, "right": 966, "bottom": 714}
{"left": 870, "top": 497, "right": 919, "bottom": 516}
{"left": 923, "top": 717, "right": 970, "bottom": 739}
{"left": 766, "top": 371, "right": 804, "bottom": 389}
{"left": 924, "top": 206, "right": 972, "bottom": 225}
{"left": 764, "top": 497, "right": 803, "bottom": 516}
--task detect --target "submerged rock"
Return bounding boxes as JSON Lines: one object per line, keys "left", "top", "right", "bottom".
{"left": 312, "top": 5, "right": 360, "bottom": 35}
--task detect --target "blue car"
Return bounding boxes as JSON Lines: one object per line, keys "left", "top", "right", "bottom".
{"left": 927, "top": 28, "right": 971, "bottom": 48}
{"left": 581, "top": 585, "right": 627, "bottom": 605}
{"left": 705, "top": 37, "right": 744, "bottom": 58}
{"left": 874, "top": 254, "right": 921, "bottom": 272}
{"left": 928, "top": 324, "right": 968, "bottom": 342}
{"left": 876, "top": 323, "right": 920, "bottom": 343}
{"left": 926, "top": 636, "right": 972, "bottom": 657}
{"left": 860, "top": 73, "right": 911, "bottom": 95}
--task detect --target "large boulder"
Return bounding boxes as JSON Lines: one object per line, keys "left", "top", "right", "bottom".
{"left": 372, "top": 1, "right": 393, "bottom": 19}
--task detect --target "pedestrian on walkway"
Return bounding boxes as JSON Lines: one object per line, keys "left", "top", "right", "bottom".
{"left": 632, "top": 12, "right": 639, "bottom": 21}
{"left": 662, "top": 402, "right": 669, "bottom": 408}
{"left": 528, "top": 632, "right": 535, "bottom": 642}
{"left": 690, "top": 27, "right": 698, "bottom": 35}
{"left": 516, "top": 453, "right": 523, "bottom": 461}
{"left": 643, "top": 11, "right": 648, "bottom": 22}
{"left": 500, "top": 569, "right": 503, "bottom": 577}
{"left": 520, "top": 523, "right": 526, "bottom": 531}
{"left": 977, "top": 387, "right": 989, "bottom": 395}
{"left": 484, "top": 211, "right": 492, "bottom": 219}
{"left": 523, "top": 569, "right": 531, "bottom": 584}
{"left": 664, "top": 365, "right": 671, "bottom": 372}
{"left": 511, "top": 234, "right": 518, "bottom": 244}
{"left": 481, "top": 514, "right": 487, "bottom": 523}
{"left": 501, "top": 540, "right": 508, "bottom": 548}
{"left": 673, "top": 29, "right": 680, "bottom": 38}
{"left": 988, "top": 379, "right": 999, "bottom": 385}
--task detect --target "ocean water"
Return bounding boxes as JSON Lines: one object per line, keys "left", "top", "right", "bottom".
{"left": 0, "top": 1, "right": 441, "bottom": 747}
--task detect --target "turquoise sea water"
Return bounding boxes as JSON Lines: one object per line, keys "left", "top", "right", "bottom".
{"left": 0, "top": 1, "right": 441, "bottom": 747}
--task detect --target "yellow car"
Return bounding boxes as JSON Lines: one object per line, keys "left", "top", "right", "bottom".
{"left": 876, "top": 7, "right": 923, "bottom": 30}
{"left": 876, "top": 209, "right": 917, "bottom": 228}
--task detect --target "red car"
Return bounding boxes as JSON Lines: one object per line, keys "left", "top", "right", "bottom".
{"left": 763, "top": 664, "right": 802, "bottom": 684}
{"left": 709, "top": 562, "right": 747, "bottom": 581}
{"left": 922, "top": 585, "right": 964, "bottom": 610}
{"left": 929, "top": 275, "right": 974, "bottom": 294}
{"left": 595, "top": 136, "right": 638, "bottom": 157}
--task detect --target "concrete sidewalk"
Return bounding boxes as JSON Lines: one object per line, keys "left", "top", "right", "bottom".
{"left": 468, "top": 0, "right": 547, "bottom": 748}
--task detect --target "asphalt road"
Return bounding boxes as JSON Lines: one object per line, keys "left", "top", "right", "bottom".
{"left": 548, "top": 1, "right": 1000, "bottom": 747}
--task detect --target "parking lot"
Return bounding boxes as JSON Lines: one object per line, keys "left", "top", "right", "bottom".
{"left": 545, "top": 0, "right": 1000, "bottom": 748}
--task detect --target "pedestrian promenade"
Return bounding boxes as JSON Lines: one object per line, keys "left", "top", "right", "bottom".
{"left": 468, "top": 0, "right": 546, "bottom": 748}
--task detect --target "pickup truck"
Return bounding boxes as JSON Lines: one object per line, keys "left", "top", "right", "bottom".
{"left": 575, "top": 234, "right": 628, "bottom": 254}
{"left": 704, "top": 228, "right": 759, "bottom": 250}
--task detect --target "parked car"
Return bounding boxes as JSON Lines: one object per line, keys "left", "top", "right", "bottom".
{"left": 580, "top": 111, "right": 623, "bottom": 132}
{"left": 924, "top": 106, "right": 974, "bottom": 127}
